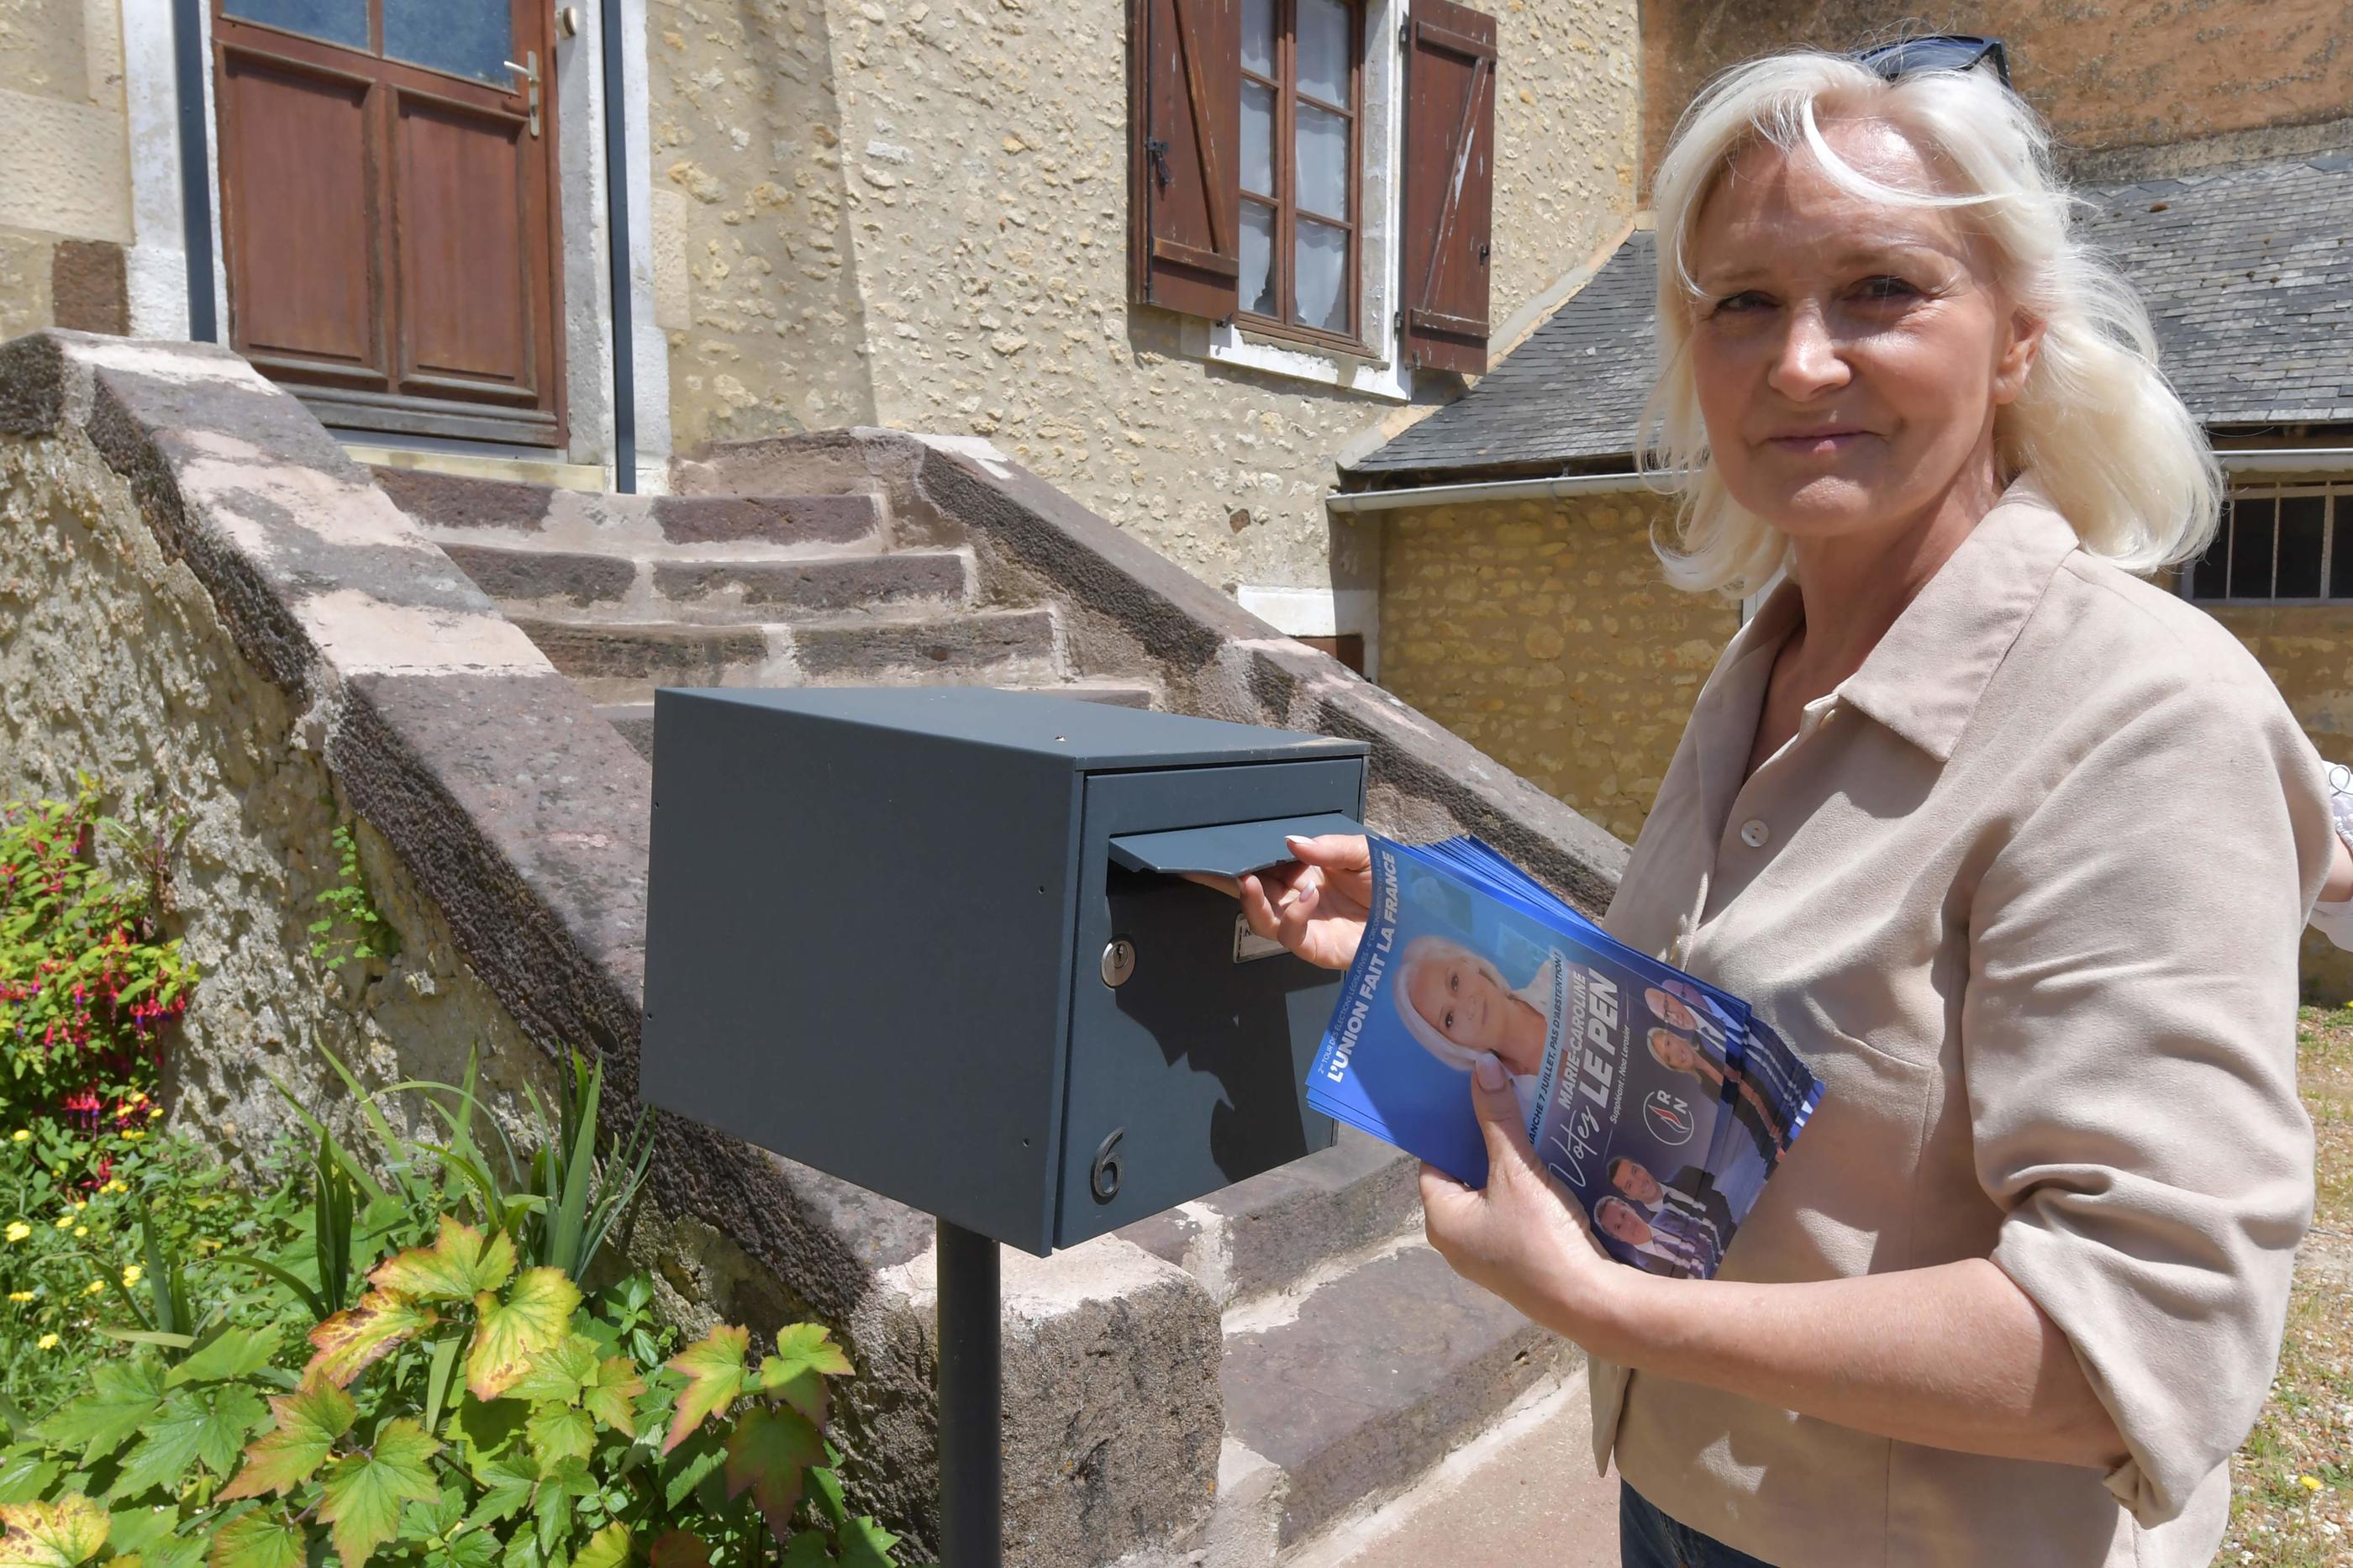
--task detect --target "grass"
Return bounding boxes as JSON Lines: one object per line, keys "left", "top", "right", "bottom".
{"left": 2221, "top": 1004, "right": 2353, "bottom": 1565}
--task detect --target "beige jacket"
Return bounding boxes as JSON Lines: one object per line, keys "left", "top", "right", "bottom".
{"left": 1591, "top": 482, "right": 2331, "bottom": 1566}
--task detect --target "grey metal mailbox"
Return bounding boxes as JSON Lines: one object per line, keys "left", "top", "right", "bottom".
{"left": 639, "top": 686, "right": 1369, "bottom": 1256}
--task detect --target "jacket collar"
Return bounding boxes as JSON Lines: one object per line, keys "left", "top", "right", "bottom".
{"left": 1741, "top": 476, "right": 2083, "bottom": 766}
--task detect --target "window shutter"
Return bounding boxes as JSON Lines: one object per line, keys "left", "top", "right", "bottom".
{"left": 1401, "top": 0, "right": 1497, "bottom": 373}
{"left": 1128, "top": 0, "right": 1241, "bottom": 319}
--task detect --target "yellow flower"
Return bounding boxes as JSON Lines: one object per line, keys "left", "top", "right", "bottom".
{"left": 123, "top": 1130, "right": 145, "bottom": 1142}
{"left": 4, "top": 1222, "right": 28, "bottom": 1243}
{"left": 103, "top": 1181, "right": 125, "bottom": 1194}
{"left": 6, "top": 1291, "right": 31, "bottom": 1302}
{"left": 51, "top": 1215, "right": 71, "bottom": 1230}
{"left": 2302, "top": 1475, "right": 2324, "bottom": 1492}
{"left": 35, "top": 1334, "right": 56, "bottom": 1350}
{"left": 120, "top": 1265, "right": 142, "bottom": 1287}
{"left": 71, "top": 1225, "right": 87, "bottom": 1238}
{"left": 146, "top": 1108, "right": 161, "bottom": 1119}
{"left": 8, "top": 1129, "right": 27, "bottom": 1143}
{"left": 82, "top": 1279, "right": 104, "bottom": 1296}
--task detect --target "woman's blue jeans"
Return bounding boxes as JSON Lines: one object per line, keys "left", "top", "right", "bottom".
{"left": 1619, "top": 1481, "right": 1777, "bottom": 1568}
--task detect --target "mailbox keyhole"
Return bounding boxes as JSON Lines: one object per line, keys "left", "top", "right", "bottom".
{"left": 1090, "top": 1128, "right": 1125, "bottom": 1202}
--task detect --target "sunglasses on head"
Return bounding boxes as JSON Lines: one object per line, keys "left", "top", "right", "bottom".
{"left": 1850, "top": 34, "right": 2012, "bottom": 89}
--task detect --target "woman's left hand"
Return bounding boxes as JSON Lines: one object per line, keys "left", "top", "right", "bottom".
{"left": 1419, "top": 1052, "right": 1631, "bottom": 1342}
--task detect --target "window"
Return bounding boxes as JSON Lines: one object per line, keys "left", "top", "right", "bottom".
{"left": 2184, "top": 484, "right": 2353, "bottom": 602}
{"left": 1128, "top": 0, "right": 1495, "bottom": 377}
{"left": 1239, "top": 0, "right": 1362, "bottom": 345}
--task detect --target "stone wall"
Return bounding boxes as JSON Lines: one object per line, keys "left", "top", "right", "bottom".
{"left": 1640, "top": 0, "right": 2353, "bottom": 182}
{"left": 0, "top": 0, "right": 131, "bottom": 339}
{"left": 647, "top": 0, "right": 1641, "bottom": 606}
{"left": 2198, "top": 600, "right": 2353, "bottom": 1003}
{"left": 1376, "top": 487, "right": 1736, "bottom": 845}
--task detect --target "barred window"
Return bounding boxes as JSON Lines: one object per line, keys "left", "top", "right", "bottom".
{"left": 2184, "top": 485, "right": 2353, "bottom": 602}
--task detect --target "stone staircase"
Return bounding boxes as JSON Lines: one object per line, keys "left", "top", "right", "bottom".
{"left": 368, "top": 464, "right": 1158, "bottom": 761}
{"left": 371, "top": 449, "right": 1583, "bottom": 1565}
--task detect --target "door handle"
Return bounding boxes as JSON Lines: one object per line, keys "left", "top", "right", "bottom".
{"left": 503, "top": 50, "right": 540, "bottom": 137}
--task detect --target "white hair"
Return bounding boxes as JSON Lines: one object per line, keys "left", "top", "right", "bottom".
{"left": 1392, "top": 934, "right": 1500, "bottom": 1071}
{"left": 1640, "top": 50, "right": 2221, "bottom": 595}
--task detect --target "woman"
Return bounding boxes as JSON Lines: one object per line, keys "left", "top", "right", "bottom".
{"left": 1645, "top": 1024, "right": 1785, "bottom": 1155}
{"left": 1238, "top": 43, "right": 2329, "bottom": 1568}
{"left": 1394, "top": 934, "right": 1556, "bottom": 1095}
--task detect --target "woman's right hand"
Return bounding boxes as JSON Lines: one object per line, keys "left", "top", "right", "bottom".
{"left": 1238, "top": 834, "right": 1373, "bottom": 971}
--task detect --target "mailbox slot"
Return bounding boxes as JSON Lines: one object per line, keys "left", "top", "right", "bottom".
{"left": 1055, "top": 760, "right": 1363, "bottom": 1245}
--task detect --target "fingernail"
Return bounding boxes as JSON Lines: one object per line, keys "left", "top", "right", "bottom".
{"left": 1285, "top": 834, "right": 1310, "bottom": 850}
{"left": 1474, "top": 1053, "right": 1506, "bottom": 1091}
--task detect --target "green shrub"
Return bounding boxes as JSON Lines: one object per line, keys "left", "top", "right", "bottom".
{"left": 0, "top": 1050, "right": 915, "bottom": 1568}
{"left": 0, "top": 781, "right": 195, "bottom": 1162}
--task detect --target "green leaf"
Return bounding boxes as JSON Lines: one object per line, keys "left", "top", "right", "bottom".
{"left": 525, "top": 1404, "right": 594, "bottom": 1468}
{"left": 572, "top": 1523, "right": 631, "bottom": 1568}
{"left": 775, "top": 1541, "right": 832, "bottom": 1568}
{"left": 417, "top": 1335, "right": 461, "bottom": 1444}
{"left": 463, "top": 1450, "right": 538, "bottom": 1531}
{"left": 139, "top": 1532, "right": 203, "bottom": 1568}
{"left": 660, "top": 1326, "right": 749, "bottom": 1455}
{"left": 35, "top": 1360, "right": 163, "bottom": 1465}
{"left": 169, "top": 1327, "right": 282, "bottom": 1388}
{"left": 308, "top": 1290, "right": 440, "bottom": 1387}
{"left": 205, "top": 1511, "right": 306, "bottom": 1568}
{"left": 0, "top": 1498, "right": 109, "bottom": 1568}
{"left": 807, "top": 1463, "right": 846, "bottom": 1534}
{"left": 466, "top": 1269, "right": 581, "bottom": 1402}
{"left": 656, "top": 1431, "right": 727, "bottom": 1514}
{"left": 371, "top": 1218, "right": 518, "bottom": 1303}
{"left": 113, "top": 1386, "right": 267, "bottom": 1497}
{"left": 318, "top": 1418, "right": 440, "bottom": 1568}
{"left": 835, "top": 1518, "right": 900, "bottom": 1568}
{"left": 501, "top": 1335, "right": 599, "bottom": 1408}
{"left": 756, "top": 1323, "right": 851, "bottom": 1429}
{"left": 453, "top": 1397, "right": 529, "bottom": 1466}
{"left": 581, "top": 1359, "right": 645, "bottom": 1435}
{"left": 220, "top": 1381, "right": 357, "bottom": 1501}
{"left": 0, "top": 1455, "right": 57, "bottom": 1508}
{"left": 107, "top": 1507, "right": 177, "bottom": 1559}
{"left": 724, "top": 1406, "right": 822, "bottom": 1544}
{"left": 431, "top": 1527, "right": 500, "bottom": 1568}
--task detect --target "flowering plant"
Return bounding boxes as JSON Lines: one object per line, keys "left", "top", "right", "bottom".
{"left": 0, "top": 781, "right": 194, "bottom": 1182}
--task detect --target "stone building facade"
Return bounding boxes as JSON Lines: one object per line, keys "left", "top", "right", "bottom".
{"left": 1376, "top": 484, "right": 1734, "bottom": 844}
{"left": 0, "top": 0, "right": 137, "bottom": 342}
{"left": 0, "top": 0, "right": 1642, "bottom": 654}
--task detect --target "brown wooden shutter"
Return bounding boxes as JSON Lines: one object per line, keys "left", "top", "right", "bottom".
{"left": 1402, "top": 0, "right": 1497, "bottom": 373}
{"left": 1128, "top": 0, "right": 1241, "bottom": 319}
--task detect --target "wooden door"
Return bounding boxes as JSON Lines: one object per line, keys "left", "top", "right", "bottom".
{"left": 212, "top": 0, "right": 566, "bottom": 447}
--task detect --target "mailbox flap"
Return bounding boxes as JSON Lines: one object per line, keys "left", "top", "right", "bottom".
{"left": 1106, "top": 812, "right": 1365, "bottom": 878}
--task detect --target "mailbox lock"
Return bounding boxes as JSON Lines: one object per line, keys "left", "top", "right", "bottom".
{"left": 1090, "top": 1128, "right": 1125, "bottom": 1202}
{"left": 1100, "top": 938, "right": 1137, "bottom": 988}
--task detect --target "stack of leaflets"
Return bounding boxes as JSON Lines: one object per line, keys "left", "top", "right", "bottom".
{"left": 1304, "top": 834, "right": 1824, "bottom": 1281}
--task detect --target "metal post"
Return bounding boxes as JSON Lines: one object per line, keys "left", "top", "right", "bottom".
{"left": 597, "top": 0, "right": 637, "bottom": 492}
{"left": 935, "top": 1218, "right": 1002, "bottom": 1567}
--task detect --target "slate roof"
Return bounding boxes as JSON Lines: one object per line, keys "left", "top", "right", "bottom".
{"left": 1348, "top": 150, "right": 2353, "bottom": 481}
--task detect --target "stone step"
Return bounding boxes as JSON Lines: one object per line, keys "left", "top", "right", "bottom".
{"left": 1119, "top": 1128, "right": 1422, "bottom": 1311}
{"left": 1282, "top": 1374, "right": 1613, "bottom": 1568}
{"left": 1211, "top": 1239, "right": 1576, "bottom": 1559}
{"left": 436, "top": 542, "right": 975, "bottom": 622}
{"left": 507, "top": 607, "right": 1062, "bottom": 703}
{"left": 376, "top": 466, "right": 890, "bottom": 558}
{"left": 592, "top": 679, "right": 1159, "bottom": 762}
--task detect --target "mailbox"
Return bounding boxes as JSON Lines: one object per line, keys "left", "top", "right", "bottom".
{"left": 640, "top": 687, "right": 1369, "bottom": 1255}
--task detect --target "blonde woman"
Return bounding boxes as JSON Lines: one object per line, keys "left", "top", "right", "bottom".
{"left": 1392, "top": 934, "right": 1556, "bottom": 1118}
{"left": 1242, "top": 37, "right": 2329, "bottom": 1567}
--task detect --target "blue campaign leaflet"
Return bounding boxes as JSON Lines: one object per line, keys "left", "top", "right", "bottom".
{"left": 1305, "top": 835, "right": 1824, "bottom": 1281}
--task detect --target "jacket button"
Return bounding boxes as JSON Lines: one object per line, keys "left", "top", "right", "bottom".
{"left": 1739, "top": 818, "right": 1769, "bottom": 848}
